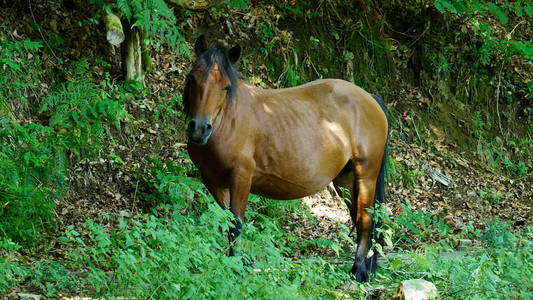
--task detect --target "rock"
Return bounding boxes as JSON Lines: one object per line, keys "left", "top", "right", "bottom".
{"left": 17, "top": 294, "right": 41, "bottom": 300}
{"left": 429, "top": 170, "right": 451, "bottom": 186}
{"left": 395, "top": 279, "right": 438, "bottom": 300}
{"left": 456, "top": 238, "right": 473, "bottom": 250}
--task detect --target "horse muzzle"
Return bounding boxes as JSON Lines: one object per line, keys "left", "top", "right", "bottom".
{"left": 187, "top": 117, "right": 213, "bottom": 145}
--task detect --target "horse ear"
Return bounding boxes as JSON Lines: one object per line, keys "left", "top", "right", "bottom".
{"left": 194, "top": 35, "right": 208, "bottom": 55}
{"left": 227, "top": 45, "right": 241, "bottom": 64}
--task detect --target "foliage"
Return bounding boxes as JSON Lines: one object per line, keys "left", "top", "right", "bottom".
{"left": 0, "top": 121, "right": 60, "bottom": 244}
{"left": 89, "top": 0, "right": 189, "bottom": 55}
{"left": 224, "top": 0, "right": 248, "bottom": 10}
{"left": 372, "top": 200, "right": 451, "bottom": 253}
{"left": 1, "top": 1, "right": 531, "bottom": 298}
{"left": 471, "top": 111, "right": 532, "bottom": 176}
{"left": 434, "top": 0, "right": 533, "bottom": 23}
{"left": 370, "top": 202, "right": 532, "bottom": 299}
{"left": 51, "top": 201, "right": 355, "bottom": 299}
{"left": 0, "top": 40, "right": 127, "bottom": 245}
{"left": 0, "top": 39, "right": 43, "bottom": 117}
{"left": 429, "top": 0, "right": 533, "bottom": 96}
{"left": 39, "top": 76, "right": 125, "bottom": 158}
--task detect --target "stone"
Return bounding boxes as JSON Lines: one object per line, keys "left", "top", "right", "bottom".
{"left": 395, "top": 279, "right": 438, "bottom": 300}
{"left": 17, "top": 294, "right": 41, "bottom": 300}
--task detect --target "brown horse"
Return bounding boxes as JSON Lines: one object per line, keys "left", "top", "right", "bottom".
{"left": 184, "top": 35, "right": 389, "bottom": 282}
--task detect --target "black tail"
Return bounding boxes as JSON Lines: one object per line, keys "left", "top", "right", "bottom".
{"left": 368, "top": 94, "right": 389, "bottom": 274}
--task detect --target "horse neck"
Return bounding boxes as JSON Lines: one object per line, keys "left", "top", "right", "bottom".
{"left": 211, "top": 81, "right": 254, "bottom": 137}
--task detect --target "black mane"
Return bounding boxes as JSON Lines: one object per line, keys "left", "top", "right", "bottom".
{"left": 183, "top": 45, "right": 239, "bottom": 116}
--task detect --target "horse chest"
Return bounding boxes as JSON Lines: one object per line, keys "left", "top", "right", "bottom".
{"left": 187, "top": 143, "right": 236, "bottom": 186}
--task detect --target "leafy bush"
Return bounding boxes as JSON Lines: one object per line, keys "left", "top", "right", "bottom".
{"left": 371, "top": 206, "right": 532, "bottom": 299}
{"left": 0, "top": 40, "right": 127, "bottom": 245}
{"left": 0, "top": 121, "right": 63, "bottom": 244}
{"left": 0, "top": 39, "right": 43, "bottom": 118}
{"left": 39, "top": 75, "right": 126, "bottom": 158}
{"left": 57, "top": 203, "right": 356, "bottom": 299}
{"left": 373, "top": 200, "right": 451, "bottom": 251}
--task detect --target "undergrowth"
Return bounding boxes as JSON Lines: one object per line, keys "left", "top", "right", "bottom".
{"left": 0, "top": 1, "right": 531, "bottom": 299}
{"left": 1, "top": 192, "right": 531, "bottom": 298}
{"left": 0, "top": 39, "right": 127, "bottom": 245}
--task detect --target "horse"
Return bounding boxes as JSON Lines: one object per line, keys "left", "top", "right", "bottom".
{"left": 183, "top": 35, "right": 389, "bottom": 282}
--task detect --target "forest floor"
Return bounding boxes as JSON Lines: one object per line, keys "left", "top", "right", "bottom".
{"left": 2, "top": 0, "right": 529, "bottom": 261}
{"left": 1, "top": 1, "right": 532, "bottom": 298}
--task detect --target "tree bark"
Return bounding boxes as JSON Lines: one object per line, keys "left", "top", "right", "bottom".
{"left": 122, "top": 24, "right": 143, "bottom": 82}
{"left": 140, "top": 30, "right": 152, "bottom": 73}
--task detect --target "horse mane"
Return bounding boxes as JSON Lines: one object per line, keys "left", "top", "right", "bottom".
{"left": 183, "top": 45, "right": 239, "bottom": 116}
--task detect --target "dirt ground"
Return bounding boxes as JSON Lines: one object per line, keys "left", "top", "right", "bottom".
{"left": 1, "top": 1, "right": 531, "bottom": 262}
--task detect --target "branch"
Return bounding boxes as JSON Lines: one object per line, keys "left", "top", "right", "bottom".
{"left": 166, "top": 0, "right": 224, "bottom": 10}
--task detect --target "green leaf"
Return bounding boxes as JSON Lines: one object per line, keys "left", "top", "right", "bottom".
{"left": 487, "top": 3, "right": 508, "bottom": 24}
{"left": 1, "top": 59, "right": 21, "bottom": 72}
{"left": 50, "top": 113, "right": 63, "bottom": 126}
{"left": 22, "top": 40, "right": 42, "bottom": 51}
{"left": 417, "top": 256, "right": 430, "bottom": 269}
{"left": 401, "top": 219, "right": 422, "bottom": 237}
{"left": 438, "top": 0, "right": 457, "bottom": 13}
{"left": 391, "top": 259, "right": 402, "bottom": 270}
{"left": 434, "top": 1, "right": 445, "bottom": 13}
{"left": 72, "top": 111, "right": 79, "bottom": 123}
{"left": 525, "top": 3, "right": 533, "bottom": 17}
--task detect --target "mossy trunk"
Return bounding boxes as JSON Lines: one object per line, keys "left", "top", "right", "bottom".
{"left": 140, "top": 30, "right": 152, "bottom": 73}
{"left": 104, "top": 12, "right": 125, "bottom": 45}
{"left": 122, "top": 23, "right": 143, "bottom": 82}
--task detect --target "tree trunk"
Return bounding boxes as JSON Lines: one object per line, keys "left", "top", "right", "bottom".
{"left": 140, "top": 30, "right": 152, "bottom": 73}
{"left": 122, "top": 23, "right": 143, "bottom": 82}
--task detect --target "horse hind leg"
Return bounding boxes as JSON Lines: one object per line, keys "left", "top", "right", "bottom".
{"left": 351, "top": 175, "right": 379, "bottom": 282}
{"left": 351, "top": 147, "right": 388, "bottom": 282}
{"left": 333, "top": 160, "right": 358, "bottom": 221}
{"left": 335, "top": 159, "right": 382, "bottom": 282}
{"left": 333, "top": 161, "right": 366, "bottom": 277}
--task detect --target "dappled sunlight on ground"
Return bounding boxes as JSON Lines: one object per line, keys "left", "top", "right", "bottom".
{"left": 301, "top": 186, "right": 351, "bottom": 225}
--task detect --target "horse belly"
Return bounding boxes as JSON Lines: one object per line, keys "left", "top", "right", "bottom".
{"left": 250, "top": 171, "right": 332, "bottom": 200}
{"left": 252, "top": 135, "right": 349, "bottom": 200}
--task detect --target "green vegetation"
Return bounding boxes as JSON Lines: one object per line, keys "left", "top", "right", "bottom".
{"left": 0, "top": 0, "right": 531, "bottom": 298}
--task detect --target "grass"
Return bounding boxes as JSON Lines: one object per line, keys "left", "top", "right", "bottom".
{"left": 1, "top": 195, "right": 531, "bottom": 299}
{"left": 1, "top": 201, "right": 356, "bottom": 299}
{"left": 1, "top": 2, "right": 531, "bottom": 299}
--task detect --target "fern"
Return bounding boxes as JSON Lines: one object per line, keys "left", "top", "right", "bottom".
{"left": 39, "top": 76, "right": 127, "bottom": 158}
{"left": 115, "top": 0, "right": 190, "bottom": 56}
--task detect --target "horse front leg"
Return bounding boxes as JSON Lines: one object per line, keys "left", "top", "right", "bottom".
{"left": 204, "top": 182, "right": 230, "bottom": 209}
{"left": 228, "top": 162, "right": 254, "bottom": 256}
{"left": 204, "top": 182, "right": 236, "bottom": 255}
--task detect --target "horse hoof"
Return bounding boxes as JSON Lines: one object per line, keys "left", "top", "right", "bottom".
{"left": 351, "top": 262, "right": 369, "bottom": 282}
{"left": 351, "top": 269, "right": 368, "bottom": 283}
{"left": 243, "top": 258, "right": 254, "bottom": 269}
{"left": 355, "top": 271, "right": 368, "bottom": 283}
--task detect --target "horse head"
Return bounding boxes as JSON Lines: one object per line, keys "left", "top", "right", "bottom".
{"left": 183, "top": 35, "right": 241, "bottom": 145}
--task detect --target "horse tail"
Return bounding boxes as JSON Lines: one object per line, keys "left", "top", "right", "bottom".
{"left": 373, "top": 93, "right": 388, "bottom": 209}
{"left": 369, "top": 94, "right": 389, "bottom": 273}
